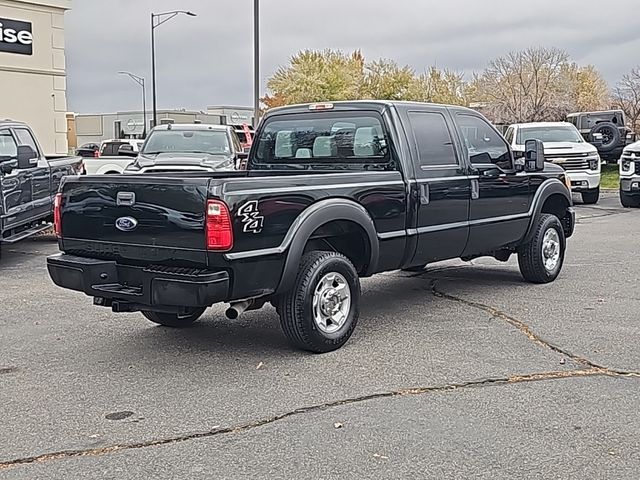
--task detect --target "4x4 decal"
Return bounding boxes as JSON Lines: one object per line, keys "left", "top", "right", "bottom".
{"left": 238, "top": 201, "right": 264, "bottom": 233}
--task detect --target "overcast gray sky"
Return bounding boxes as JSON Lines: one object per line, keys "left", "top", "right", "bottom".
{"left": 65, "top": 0, "right": 640, "bottom": 113}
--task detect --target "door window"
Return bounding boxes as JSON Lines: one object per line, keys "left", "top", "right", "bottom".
{"left": 457, "top": 115, "right": 512, "bottom": 170}
{"left": 407, "top": 111, "right": 457, "bottom": 168}
{"left": 0, "top": 130, "right": 18, "bottom": 158}
{"left": 14, "top": 129, "right": 39, "bottom": 155}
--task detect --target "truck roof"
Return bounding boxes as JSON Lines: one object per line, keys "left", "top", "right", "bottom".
{"left": 0, "top": 120, "right": 29, "bottom": 128}
{"left": 150, "top": 124, "right": 232, "bottom": 132}
{"left": 566, "top": 110, "right": 624, "bottom": 118}
{"left": 510, "top": 122, "right": 575, "bottom": 129}
{"left": 265, "top": 100, "right": 478, "bottom": 116}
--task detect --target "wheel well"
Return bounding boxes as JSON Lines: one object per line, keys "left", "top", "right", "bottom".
{"left": 303, "top": 220, "right": 371, "bottom": 275}
{"left": 541, "top": 194, "right": 572, "bottom": 235}
{"left": 541, "top": 194, "right": 569, "bottom": 219}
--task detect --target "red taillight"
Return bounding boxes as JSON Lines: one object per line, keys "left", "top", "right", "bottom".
{"left": 94, "top": 150, "right": 100, "bottom": 158}
{"left": 53, "top": 193, "right": 63, "bottom": 238}
{"left": 206, "top": 200, "right": 233, "bottom": 250}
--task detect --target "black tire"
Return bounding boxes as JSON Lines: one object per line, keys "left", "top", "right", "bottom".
{"left": 620, "top": 189, "right": 640, "bottom": 208}
{"left": 276, "top": 251, "right": 360, "bottom": 353}
{"left": 590, "top": 122, "right": 620, "bottom": 153}
{"left": 141, "top": 308, "right": 205, "bottom": 328}
{"left": 581, "top": 187, "right": 600, "bottom": 205}
{"left": 518, "top": 214, "right": 566, "bottom": 284}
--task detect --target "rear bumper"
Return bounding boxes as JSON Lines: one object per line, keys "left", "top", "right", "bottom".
{"left": 47, "top": 253, "right": 229, "bottom": 310}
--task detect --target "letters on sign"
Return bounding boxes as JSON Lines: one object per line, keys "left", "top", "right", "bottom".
{"left": 0, "top": 18, "right": 33, "bottom": 56}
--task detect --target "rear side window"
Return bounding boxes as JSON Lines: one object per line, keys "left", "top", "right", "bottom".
{"left": 407, "top": 111, "right": 457, "bottom": 167}
{"left": 0, "top": 130, "right": 17, "bottom": 157}
{"left": 101, "top": 142, "right": 124, "bottom": 156}
{"left": 255, "top": 113, "right": 390, "bottom": 164}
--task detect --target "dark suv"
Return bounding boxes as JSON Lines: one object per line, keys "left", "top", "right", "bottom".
{"left": 566, "top": 110, "right": 636, "bottom": 162}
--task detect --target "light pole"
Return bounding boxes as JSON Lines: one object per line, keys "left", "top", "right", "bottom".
{"left": 253, "top": 0, "right": 260, "bottom": 128}
{"left": 151, "top": 10, "right": 196, "bottom": 128}
{"left": 118, "top": 71, "right": 147, "bottom": 137}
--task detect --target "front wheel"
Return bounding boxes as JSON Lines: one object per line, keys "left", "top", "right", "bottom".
{"left": 581, "top": 187, "right": 600, "bottom": 205}
{"left": 276, "top": 251, "right": 360, "bottom": 353}
{"left": 620, "top": 189, "right": 640, "bottom": 208}
{"left": 518, "top": 214, "right": 566, "bottom": 284}
{"left": 142, "top": 308, "right": 206, "bottom": 328}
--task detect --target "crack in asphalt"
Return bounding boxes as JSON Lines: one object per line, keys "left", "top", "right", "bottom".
{"left": 428, "top": 278, "right": 639, "bottom": 378}
{"left": 2, "top": 247, "right": 637, "bottom": 471}
{"left": 0, "top": 367, "right": 631, "bottom": 471}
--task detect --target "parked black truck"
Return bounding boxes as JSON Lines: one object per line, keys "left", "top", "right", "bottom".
{"left": 1, "top": 121, "right": 83, "bottom": 255}
{"left": 47, "top": 101, "right": 575, "bottom": 352}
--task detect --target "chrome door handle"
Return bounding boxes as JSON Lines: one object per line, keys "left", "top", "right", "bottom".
{"left": 471, "top": 179, "right": 479, "bottom": 200}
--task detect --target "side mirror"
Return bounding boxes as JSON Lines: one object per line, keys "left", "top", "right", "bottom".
{"left": 591, "top": 132, "right": 603, "bottom": 148}
{"left": 524, "top": 139, "right": 545, "bottom": 172}
{"left": 17, "top": 145, "right": 37, "bottom": 169}
{"left": 118, "top": 145, "right": 137, "bottom": 157}
{"left": 0, "top": 158, "right": 18, "bottom": 175}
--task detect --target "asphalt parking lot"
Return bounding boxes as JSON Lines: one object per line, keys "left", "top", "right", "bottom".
{"left": 1, "top": 191, "right": 638, "bottom": 479}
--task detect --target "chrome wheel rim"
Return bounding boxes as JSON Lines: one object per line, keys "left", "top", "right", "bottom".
{"left": 542, "top": 228, "right": 561, "bottom": 272}
{"left": 312, "top": 272, "right": 351, "bottom": 334}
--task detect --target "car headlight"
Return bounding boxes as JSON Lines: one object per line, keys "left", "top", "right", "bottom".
{"left": 621, "top": 159, "right": 633, "bottom": 171}
{"left": 587, "top": 155, "right": 600, "bottom": 170}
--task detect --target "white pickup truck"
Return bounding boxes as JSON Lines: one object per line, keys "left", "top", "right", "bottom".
{"left": 619, "top": 140, "right": 640, "bottom": 208}
{"left": 83, "top": 139, "right": 144, "bottom": 175}
{"left": 505, "top": 122, "right": 601, "bottom": 204}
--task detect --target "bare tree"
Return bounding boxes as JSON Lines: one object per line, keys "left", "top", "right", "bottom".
{"left": 613, "top": 67, "right": 640, "bottom": 133}
{"left": 474, "top": 47, "right": 579, "bottom": 123}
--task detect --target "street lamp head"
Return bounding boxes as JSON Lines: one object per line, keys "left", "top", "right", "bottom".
{"left": 185, "top": 11, "right": 197, "bottom": 16}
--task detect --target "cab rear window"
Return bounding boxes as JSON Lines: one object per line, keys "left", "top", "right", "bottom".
{"left": 254, "top": 112, "right": 390, "bottom": 164}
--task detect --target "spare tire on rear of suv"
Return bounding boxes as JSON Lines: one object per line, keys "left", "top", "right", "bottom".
{"left": 590, "top": 122, "right": 621, "bottom": 153}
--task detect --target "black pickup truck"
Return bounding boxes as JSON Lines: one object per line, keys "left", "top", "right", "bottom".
{"left": 47, "top": 101, "right": 575, "bottom": 352}
{"left": 1, "top": 121, "right": 83, "bottom": 255}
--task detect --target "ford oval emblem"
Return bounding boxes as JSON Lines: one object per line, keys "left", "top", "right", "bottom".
{"left": 115, "top": 216, "right": 138, "bottom": 232}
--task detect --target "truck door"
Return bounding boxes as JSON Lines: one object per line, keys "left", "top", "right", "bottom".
{"left": 405, "top": 108, "right": 470, "bottom": 265}
{"left": 453, "top": 113, "right": 530, "bottom": 256}
{"left": 0, "top": 128, "right": 33, "bottom": 230}
{"left": 13, "top": 127, "right": 51, "bottom": 220}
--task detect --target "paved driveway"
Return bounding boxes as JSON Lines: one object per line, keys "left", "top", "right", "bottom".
{"left": 0, "top": 191, "right": 638, "bottom": 479}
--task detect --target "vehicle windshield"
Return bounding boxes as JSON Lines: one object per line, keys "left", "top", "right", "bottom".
{"left": 516, "top": 126, "right": 583, "bottom": 145}
{"left": 142, "top": 130, "right": 231, "bottom": 155}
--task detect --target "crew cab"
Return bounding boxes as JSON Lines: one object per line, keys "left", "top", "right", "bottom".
{"left": 504, "top": 122, "right": 601, "bottom": 204}
{"left": 619, "top": 140, "right": 640, "bottom": 208}
{"left": 121, "top": 124, "right": 241, "bottom": 174}
{"left": 1, "top": 121, "right": 83, "bottom": 253}
{"left": 47, "top": 101, "right": 575, "bottom": 353}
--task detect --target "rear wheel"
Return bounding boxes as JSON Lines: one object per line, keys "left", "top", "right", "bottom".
{"left": 518, "top": 214, "right": 566, "bottom": 284}
{"left": 620, "top": 189, "right": 640, "bottom": 208}
{"left": 581, "top": 187, "right": 600, "bottom": 205}
{"left": 276, "top": 251, "right": 360, "bottom": 353}
{"left": 142, "top": 308, "right": 205, "bottom": 328}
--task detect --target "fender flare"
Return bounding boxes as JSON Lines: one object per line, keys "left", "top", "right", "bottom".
{"left": 275, "top": 199, "right": 379, "bottom": 294}
{"left": 523, "top": 179, "right": 572, "bottom": 244}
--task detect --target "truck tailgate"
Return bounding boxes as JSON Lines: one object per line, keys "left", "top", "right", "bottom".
{"left": 59, "top": 176, "right": 210, "bottom": 266}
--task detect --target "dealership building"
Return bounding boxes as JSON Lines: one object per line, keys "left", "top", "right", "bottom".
{"left": 0, "top": 0, "right": 70, "bottom": 155}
